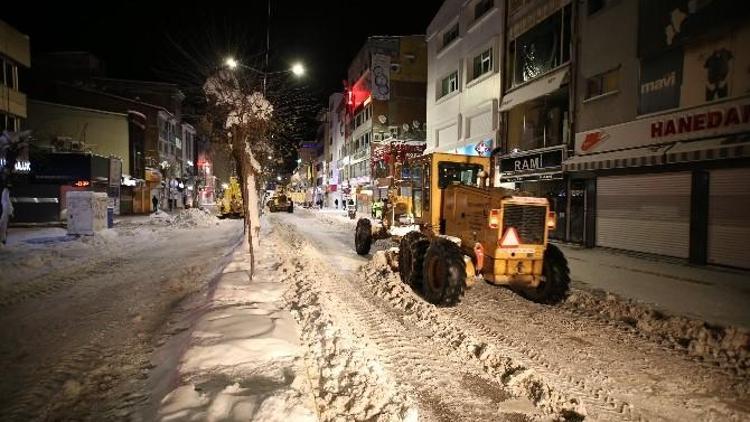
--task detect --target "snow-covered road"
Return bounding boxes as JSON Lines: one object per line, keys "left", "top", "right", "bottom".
{"left": 0, "top": 211, "right": 243, "bottom": 421}
{"left": 268, "top": 208, "right": 750, "bottom": 421}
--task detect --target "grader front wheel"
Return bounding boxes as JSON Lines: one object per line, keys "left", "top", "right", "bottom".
{"left": 398, "top": 231, "right": 428, "bottom": 288}
{"left": 520, "top": 244, "right": 570, "bottom": 304}
{"left": 355, "top": 218, "right": 373, "bottom": 255}
{"left": 422, "top": 238, "right": 466, "bottom": 306}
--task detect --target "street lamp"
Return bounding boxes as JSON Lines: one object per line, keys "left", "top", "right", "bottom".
{"left": 224, "top": 57, "right": 306, "bottom": 95}
{"left": 291, "top": 62, "right": 305, "bottom": 77}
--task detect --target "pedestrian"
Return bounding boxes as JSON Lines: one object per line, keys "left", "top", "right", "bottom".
{"left": 152, "top": 195, "right": 159, "bottom": 213}
{"left": 0, "top": 183, "right": 14, "bottom": 245}
{"left": 334, "top": 198, "right": 339, "bottom": 209}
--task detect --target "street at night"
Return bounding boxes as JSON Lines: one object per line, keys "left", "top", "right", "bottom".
{"left": 2, "top": 1, "right": 750, "bottom": 421}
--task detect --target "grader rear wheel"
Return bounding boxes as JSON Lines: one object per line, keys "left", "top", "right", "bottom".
{"left": 520, "top": 244, "right": 570, "bottom": 304}
{"left": 398, "top": 231, "right": 427, "bottom": 288}
{"left": 355, "top": 218, "right": 373, "bottom": 255}
{"left": 422, "top": 238, "right": 466, "bottom": 306}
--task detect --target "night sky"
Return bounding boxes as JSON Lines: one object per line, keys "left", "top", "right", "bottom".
{"left": 5, "top": 1, "right": 443, "bottom": 103}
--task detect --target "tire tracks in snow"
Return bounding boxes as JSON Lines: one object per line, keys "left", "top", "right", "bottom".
{"left": 270, "top": 217, "right": 561, "bottom": 421}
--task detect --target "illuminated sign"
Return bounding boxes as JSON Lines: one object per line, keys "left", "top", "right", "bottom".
{"left": 73, "top": 180, "right": 91, "bottom": 187}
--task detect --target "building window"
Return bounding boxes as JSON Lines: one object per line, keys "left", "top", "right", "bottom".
{"left": 439, "top": 71, "right": 459, "bottom": 98}
{"left": 3, "top": 60, "right": 16, "bottom": 90}
{"left": 474, "top": 0, "right": 494, "bottom": 20}
{"left": 471, "top": 48, "right": 493, "bottom": 81}
{"left": 507, "top": 4, "right": 571, "bottom": 88}
{"left": 585, "top": 68, "right": 619, "bottom": 99}
{"left": 442, "top": 24, "right": 459, "bottom": 48}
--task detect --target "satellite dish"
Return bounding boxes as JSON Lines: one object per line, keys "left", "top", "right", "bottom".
{"left": 378, "top": 115, "right": 387, "bottom": 124}
{"left": 412, "top": 120, "right": 420, "bottom": 129}
{"left": 402, "top": 123, "right": 410, "bottom": 131}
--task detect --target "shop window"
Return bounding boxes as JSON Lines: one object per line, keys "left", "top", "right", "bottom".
{"left": 509, "top": 5, "right": 572, "bottom": 88}
{"left": 471, "top": 48, "right": 493, "bottom": 81}
{"left": 474, "top": 0, "right": 494, "bottom": 20}
{"left": 442, "top": 24, "right": 459, "bottom": 49}
{"left": 439, "top": 71, "right": 459, "bottom": 99}
{"left": 585, "top": 68, "right": 620, "bottom": 99}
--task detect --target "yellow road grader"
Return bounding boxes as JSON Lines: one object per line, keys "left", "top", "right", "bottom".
{"left": 354, "top": 152, "right": 569, "bottom": 306}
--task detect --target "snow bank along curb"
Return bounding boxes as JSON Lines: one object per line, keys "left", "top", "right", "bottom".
{"left": 155, "top": 247, "right": 317, "bottom": 421}
{"left": 275, "top": 230, "right": 419, "bottom": 422}
{"left": 563, "top": 287, "right": 750, "bottom": 376}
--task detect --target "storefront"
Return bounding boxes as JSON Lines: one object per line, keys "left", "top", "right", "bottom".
{"left": 495, "top": 145, "right": 567, "bottom": 240}
{"left": 564, "top": 96, "right": 750, "bottom": 268}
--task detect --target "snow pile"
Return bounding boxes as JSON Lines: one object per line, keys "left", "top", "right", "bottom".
{"left": 275, "top": 239, "right": 418, "bottom": 421}
{"left": 172, "top": 208, "right": 219, "bottom": 228}
{"left": 148, "top": 209, "right": 219, "bottom": 228}
{"left": 564, "top": 289, "right": 750, "bottom": 375}
{"left": 149, "top": 210, "right": 175, "bottom": 225}
{"left": 155, "top": 249, "right": 316, "bottom": 422}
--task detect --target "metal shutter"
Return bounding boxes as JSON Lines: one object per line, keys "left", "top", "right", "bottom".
{"left": 597, "top": 173, "right": 691, "bottom": 257}
{"left": 708, "top": 168, "right": 750, "bottom": 269}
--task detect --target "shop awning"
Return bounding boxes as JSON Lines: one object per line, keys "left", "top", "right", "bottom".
{"left": 499, "top": 67, "right": 569, "bottom": 112}
{"left": 563, "top": 144, "right": 671, "bottom": 172}
{"left": 665, "top": 136, "right": 750, "bottom": 164}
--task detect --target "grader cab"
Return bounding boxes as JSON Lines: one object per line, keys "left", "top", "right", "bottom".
{"left": 354, "top": 152, "right": 569, "bottom": 306}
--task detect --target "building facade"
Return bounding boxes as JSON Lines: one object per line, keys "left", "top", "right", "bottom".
{"left": 327, "top": 93, "right": 345, "bottom": 207}
{"left": 563, "top": 0, "right": 750, "bottom": 269}
{"left": 0, "top": 20, "right": 30, "bottom": 133}
{"left": 342, "top": 35, "right": 428, "bottom": 214}
{"left": 426, "top": 0, "right": 504, "bottom": 159}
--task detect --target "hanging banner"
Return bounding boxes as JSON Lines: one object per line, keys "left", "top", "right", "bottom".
{"left": 371, "top": 54, "right": 391, "bottom": 101}
{"left": 639, "top": 48, "right": 684, "bottom": 115}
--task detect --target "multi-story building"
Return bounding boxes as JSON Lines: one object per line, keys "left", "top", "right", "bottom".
{"left": 426, "top": 0, "right": 504, "bottom": 158}
{"left": 494, "top": 0, "right": 574, "bottom": 240}
{"left": 562, "top": 0, "right": 750, "bottom": 269}
{"left": 327, "top": 93, "right": 345, "bottom": 207}
{"left": 342, "top": 35, "right": 428, "bottom": 213}
{"left": 0, "top": 20, "right": 30, "bottom": 133}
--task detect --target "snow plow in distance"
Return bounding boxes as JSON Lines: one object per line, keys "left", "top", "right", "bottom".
{"left": 354, "top": 152, "right": 569, "bottom": 306}
{"left": 218, "top": 176, "right": 245, "bottom": 218}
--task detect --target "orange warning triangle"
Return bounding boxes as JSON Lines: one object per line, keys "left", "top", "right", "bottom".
{"left": 500, "top": 227, "right": 520, "bottom": 248}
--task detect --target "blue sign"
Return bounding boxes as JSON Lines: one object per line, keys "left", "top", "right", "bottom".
{"left": 453, "top": 139, "right": 492, "bottom": 157}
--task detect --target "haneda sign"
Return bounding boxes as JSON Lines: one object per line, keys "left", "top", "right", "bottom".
{"left": 576, "top": 96, "right": 750, "bottom": 155}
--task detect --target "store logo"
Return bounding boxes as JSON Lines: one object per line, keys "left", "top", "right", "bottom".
{"left": 581, "top": 131, "right": 608, "bottom": 152}
{"left": 474, "top": 141, "right": 490, "bottom": 155}
{"left": 641, "top": 71, "right": 677, "bottom": 94}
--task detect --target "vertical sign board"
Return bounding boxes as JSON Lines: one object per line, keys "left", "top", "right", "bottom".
{"left": 639, "top": 48, "right": 684, "bottom": 115}
{"left": 371, "top": 54, "right": 391, "bottom": 101}
{"left": 108, "top": 158, "right": 122, "bottom": 215}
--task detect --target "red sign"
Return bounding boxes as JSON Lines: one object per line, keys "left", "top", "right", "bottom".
{"left": 575, "top": 96, "right": 750, "bottom": 155}
{"left": 651, "top": 104, "right": 750, "bottom": 138}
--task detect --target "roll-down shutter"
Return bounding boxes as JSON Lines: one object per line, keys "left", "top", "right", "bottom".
{"left": 596, "top": 173, "right": 691, "bottom": 257}
{"left": 708, "top": 168, "right": 750, "bottom": 269}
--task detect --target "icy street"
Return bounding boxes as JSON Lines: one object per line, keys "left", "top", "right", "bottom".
{"left": 0, "top": 208, "right": 748, "bottom": 421}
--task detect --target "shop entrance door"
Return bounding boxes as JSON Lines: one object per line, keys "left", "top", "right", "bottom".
{"left": 569, "top": 179, "right": 586, "bottom": 244}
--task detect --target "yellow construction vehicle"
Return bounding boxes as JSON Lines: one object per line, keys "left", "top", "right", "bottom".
{"left": 354, "top": 152, "right": 568, "bottom": 306}
{"left": 218, "top": 176, "right": 244, "bottom": 218}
